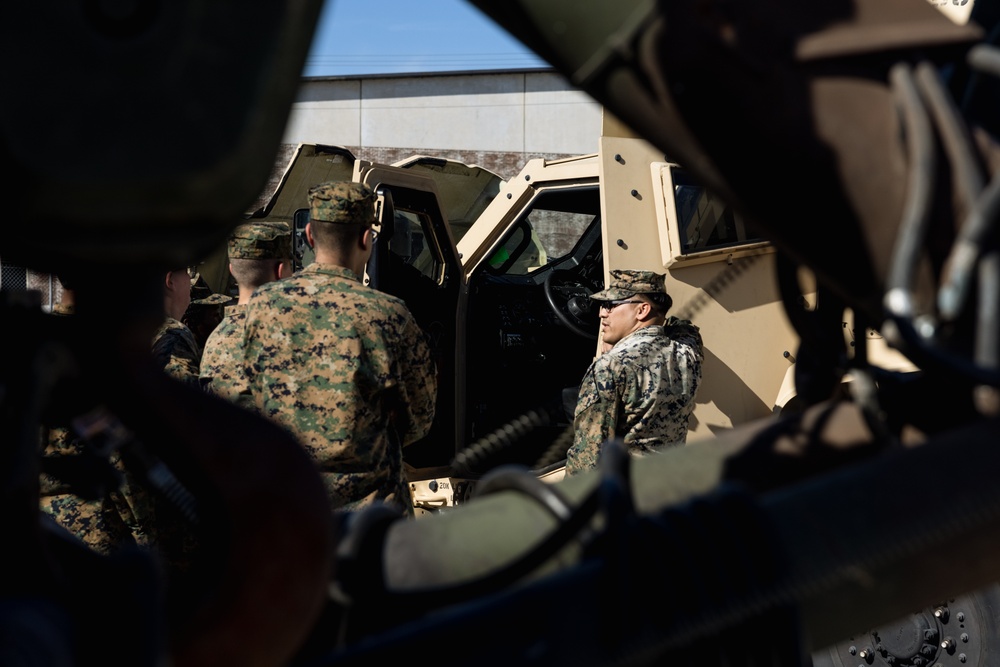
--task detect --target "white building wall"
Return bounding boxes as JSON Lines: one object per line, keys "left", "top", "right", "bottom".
{"left": 283, "top": 79, "right": 363, "bottom": 147}
{"left": 281, "top": 69, "right": 601, "bottom": 158}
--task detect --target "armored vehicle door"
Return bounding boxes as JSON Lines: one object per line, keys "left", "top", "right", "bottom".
{"left": 352, "top": 161, "right": 466, "bottom": 470}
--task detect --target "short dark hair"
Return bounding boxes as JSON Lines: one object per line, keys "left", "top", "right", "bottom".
{"left": 229, "top": 257, "right": 284, "bottom": 290}
{"left": 310, "top": 219, "right": 367, "bottom": 251}
{"left": 638, "top": 292, "right": 672, "bottom": 316}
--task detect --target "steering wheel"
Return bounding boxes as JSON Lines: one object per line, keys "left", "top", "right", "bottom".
{"left": 543, "top": 269, "right": 599, "bottom": 339}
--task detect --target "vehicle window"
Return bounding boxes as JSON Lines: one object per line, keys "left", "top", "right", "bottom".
{"left": 390, "top": 208, "right": 445, "bottom": 284}
{"left": 488, "top": 186, "right": 601, "bottom": 276}
{"left": 673, "top": 168, "right": 763, "bottom": 254}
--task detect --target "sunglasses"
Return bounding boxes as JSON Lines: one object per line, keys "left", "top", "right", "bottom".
{"left": 598, "top": 299, "right": 643, "bottom": 312}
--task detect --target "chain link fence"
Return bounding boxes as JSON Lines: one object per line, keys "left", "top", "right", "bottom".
{"left": 0, "top": 257, "right": 59, "bottom": 310}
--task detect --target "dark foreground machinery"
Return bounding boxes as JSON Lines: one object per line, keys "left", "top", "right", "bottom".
{"left": 3, "top": 0, "right": 1000, "bottom": 666}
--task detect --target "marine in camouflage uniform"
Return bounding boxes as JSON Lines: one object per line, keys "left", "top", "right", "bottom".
{"left": 565, "top": 270, "right": 704, "bottom": 475}
{"left": 243, "top": 182, "right": 437, "bottom": 515}
{"left": 200, "top": 221, "right": 292, "bottom": 408}
{"left": 152, "top": 316, "right": 202, "bottom": 385}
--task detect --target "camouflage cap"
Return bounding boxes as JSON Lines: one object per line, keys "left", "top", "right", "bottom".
{"left": 228, "top": 221, "right": 293, "bottom": 260}
{"left": 188, "top": 272, "right": 234, "bottom": 306}
{"left": 191, "top": 293, "right": 234, "bottom": 306}
{"left": 308, "top": 181, "right": 376, "bottom": 225}
{"left": 590, "top": 269, "right": 667, "bottom": 301}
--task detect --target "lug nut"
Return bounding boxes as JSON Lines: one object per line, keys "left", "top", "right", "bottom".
{"left": 941, "top": 637, "right": 955, "bottom": 650}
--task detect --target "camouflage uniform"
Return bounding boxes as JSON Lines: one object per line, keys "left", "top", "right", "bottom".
{"left": 200, "top": 221, "right": 291, "bottom": 408}
{"left": 243, "top": 182, "right": 437, "bottom": 515}
{"left": 152, "top": 316, "right": 202, "bottom": 386}
{"left": 39, "top": 303, "right": 136, "bottom": 554}
{"left": 565, "top": 271, "right": 704, "bottom": 475}
{"left": 201, "top": 304, "right": 250, "bottom": 406}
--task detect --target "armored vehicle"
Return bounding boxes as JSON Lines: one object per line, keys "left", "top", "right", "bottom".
{"left": 250, "top": 114, "right": 914, "bottom": 512}
{"left": 5, "top": 1, "right": 1000, "bottom": 666}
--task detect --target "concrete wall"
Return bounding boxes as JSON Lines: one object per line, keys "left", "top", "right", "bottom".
{"left": 279, "top": 68, "right": 603, "bottom": 180}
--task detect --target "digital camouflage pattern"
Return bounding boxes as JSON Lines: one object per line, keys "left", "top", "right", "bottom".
{"left": 590, "top": 269, "right": 667, "bottom": 301}
{"left": 200, "top": 304, "right": 253, "bottom": 409}
{"left": 243, "top": 263, "right": 437, "bottom": 515}
{"left": 201, "top": 221, "right": 292, "bottom": 406}
{"left": 308, "top": 181, "right": 377, "bottom": 225}
{"left": 229, "top": 220, "right": 293, "bottom": 259}
{"left": 40, "top": 304, "right": 138, "bottom": 554}
{"left": 565, "top": 317, "right": 704, "bottom": 475}
{"left": 152, "top": 316, "right": 202, "bottom": 386}
{"left": 40, "top": 417, "right": 138, "bottom": 554}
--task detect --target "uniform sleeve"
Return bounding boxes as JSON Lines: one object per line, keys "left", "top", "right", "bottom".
{"left": 199, "top": 329, "right": 223, "bottom": 388}
{"left": 153, "top": 328, "right": 202, "bottom": 387}
{"left": 565, "top": 359, "right": 620, "bottom": 475}
{"left": 394, "top": 314, "right": 438, "bottom": 446}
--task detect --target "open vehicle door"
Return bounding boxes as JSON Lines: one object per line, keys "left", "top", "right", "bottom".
{"left": 351, "top": 161, "right": 468, "bottom": 475}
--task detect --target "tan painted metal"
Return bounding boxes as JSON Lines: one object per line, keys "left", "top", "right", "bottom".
{"left": 455, "top": 110, "right": 812, "bottom": 442}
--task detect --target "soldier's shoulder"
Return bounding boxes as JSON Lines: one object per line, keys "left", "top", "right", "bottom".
{"left": 154, "top": 317, "right": 194, "bottom": 343}
{"left": 664, "top": 317, "right": 703, "bottom": 344}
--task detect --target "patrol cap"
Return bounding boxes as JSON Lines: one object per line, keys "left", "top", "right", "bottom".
{"left": 191, "top": 293, "right": 234, "bottom": 306}
{"left": 590, "top": 269, "right": 667, "bottom": 301}
{"left": 188, "top": 271, "right": 234, "bottom": 306}
{"left": 308, "top": 181, "right": 377, "bottom": 225}
{"left": 228, "top": 221, "right": 293, "bottom": 260}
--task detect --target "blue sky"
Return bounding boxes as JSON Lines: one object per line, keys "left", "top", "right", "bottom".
{"left": 302, "top": 0, "right": 549, "bottom": 77}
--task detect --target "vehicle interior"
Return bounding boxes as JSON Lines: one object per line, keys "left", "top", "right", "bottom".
{"left": 457, "top": 184, "right": 606, "bottom": 474}
{"left": 373, "top": 163, "right": 764, "bottom": 478}
{"left": 369, "top": 179, "right": 606, "bottom": 475}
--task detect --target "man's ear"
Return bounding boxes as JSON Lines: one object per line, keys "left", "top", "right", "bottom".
{"left": 635, "top": 300, "right": 654, "bottom": 322}
{"left": 361, "top": 227, "right": 374, "bottom": 251}
{"left": 305, "top": 222, "right": 315, "bottom": 248}
{"left": 164, "top": 270, "right": 176, "bottom": 292}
